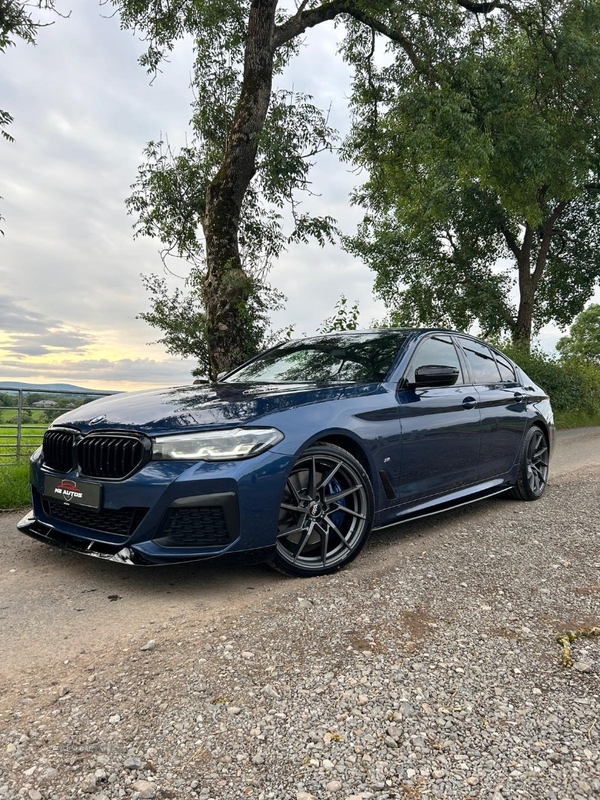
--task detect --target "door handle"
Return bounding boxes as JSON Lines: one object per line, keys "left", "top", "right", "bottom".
{"left": 462, "top": 396, "right": 477, "bottom": 410}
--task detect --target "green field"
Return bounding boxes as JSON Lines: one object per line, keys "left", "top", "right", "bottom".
{"left": 0, "top": 408, "right": 51, "bottom": 423}
{"left": 0, "top": 425, "right": 46, "bottom": 462}
{"left": 0, "top": 405, "right": 63, "bottom": 462}
{"left": 0, "top": 392, "right": 107, "bottom": 507}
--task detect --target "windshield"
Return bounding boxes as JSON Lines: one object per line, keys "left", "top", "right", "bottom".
{"left": 222, "top": 332, "right": 409, "bottom": 384}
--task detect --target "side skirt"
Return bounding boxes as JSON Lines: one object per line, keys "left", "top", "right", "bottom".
{"left": 373, "top": 481, "right": 511, "bottom": 532}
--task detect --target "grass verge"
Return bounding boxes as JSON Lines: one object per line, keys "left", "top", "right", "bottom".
{"left": 553, "top": 411, "right": 600, "bottom": 428}
{"left": 0, "top": 461, "right": 31, "bottom": 510}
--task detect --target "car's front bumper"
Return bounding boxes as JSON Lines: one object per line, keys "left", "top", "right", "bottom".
{"left": 20, "top": 449, "right": 291, "bottom": 565}
{"left": 17, "top": 511, "right": 276, "bottom": 566}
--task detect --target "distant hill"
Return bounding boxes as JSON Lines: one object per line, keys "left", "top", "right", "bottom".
{"left": 0, "top": 381, "right": 105, "bottom": 393}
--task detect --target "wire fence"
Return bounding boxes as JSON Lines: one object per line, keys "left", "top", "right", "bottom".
{"left": 0, "top": 387, "right": 113, "bottom": 466}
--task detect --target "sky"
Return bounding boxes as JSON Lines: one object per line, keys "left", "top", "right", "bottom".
{"left": 0, "top": 2, "right": 385, "bottom": 391}
{"left": 0, "top": 3, "right": 595, "bottom": 391}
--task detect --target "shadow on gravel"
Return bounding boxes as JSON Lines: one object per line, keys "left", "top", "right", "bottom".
{"left": 366, "top": 490, "right": 515, "bottom": 554}
{"left": 10, "top": 490, "right": 523, "bottom": 595}
{"left": 12, "top": 492, "right": 511, "bottom": 584}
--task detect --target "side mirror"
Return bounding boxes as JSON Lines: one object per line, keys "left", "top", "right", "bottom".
{"left": 414, "top": 364, "right": 460, "bottom": 388}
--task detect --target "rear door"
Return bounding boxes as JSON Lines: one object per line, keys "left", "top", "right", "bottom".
{"left": 455, "top": 337, "right": 529, "bottom": 480}
{"left": 395, "top": 334, "right": 481, "bottom": 502}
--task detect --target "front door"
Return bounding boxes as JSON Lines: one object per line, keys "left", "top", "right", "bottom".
{"left": 396, "top": 335, "right": 481, "bottom": 502}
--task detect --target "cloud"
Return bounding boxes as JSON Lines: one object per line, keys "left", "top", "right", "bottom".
{"left": 0, "top": 4, "right": 195, "bottom": 354}
{"left": 0, "top": 296, "right": 66, "bottom": 335}
{"left": 0, "top": 356, "right": 195, "bottom": 388}
{"left": 0, "top": 296, "right": 96, "bottom": 355}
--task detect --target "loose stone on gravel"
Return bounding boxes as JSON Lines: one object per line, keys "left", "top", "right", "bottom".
{"left": 131, "top": 780, "right": 158, "bottom": 798}
{"left": 123, "top": 757, "right": 143, "bottom": 769}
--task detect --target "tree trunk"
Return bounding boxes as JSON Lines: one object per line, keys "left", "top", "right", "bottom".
{"left": 202, "top": 0, "right": 278, "bottom": 380}
{"left": 513, "top": 263, "right": 535, "bottom": 350}
{"left": 511, "top": 205, "right": 567, "bottom": 352}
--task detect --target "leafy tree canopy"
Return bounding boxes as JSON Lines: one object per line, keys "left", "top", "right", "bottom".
{"left": 557, "top": 303, "right": 600, "bottom": 363}
{"left": 113, "top": 0, "right": 500, "bottom": 378}
{"left": 345, "top": 0, "right": 600, "bottom": 349}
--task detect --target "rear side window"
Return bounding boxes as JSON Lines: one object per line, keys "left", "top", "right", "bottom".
{"left": 494, "top": 351, "right": 517, "bottom": 382}
{"left": 460, "top": 339, "right": 502, "bottom": 384}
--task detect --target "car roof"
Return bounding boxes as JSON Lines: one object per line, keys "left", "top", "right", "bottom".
{"left": 292, "top": 328, "right": 475, "bottom": 340}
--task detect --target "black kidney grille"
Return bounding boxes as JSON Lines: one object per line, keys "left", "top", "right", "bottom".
{"left": 78, "top": 435, "right": 147, "bottom": 479}
{"left": 155, "top": 507, "right": 231, "bottom": 548}
{"left": 43, "top": 499, "right": 148, "bottom": 538}
{"left": 43, "top": 429, "right": 77, "bottom": 472}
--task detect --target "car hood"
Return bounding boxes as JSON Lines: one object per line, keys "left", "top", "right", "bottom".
{"left": 51, "top": 381, "right": 385, "bottom": 436}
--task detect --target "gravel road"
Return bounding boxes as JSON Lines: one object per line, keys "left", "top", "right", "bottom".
{"left": 0, "top": 429, "right": 599, "bottom": 800}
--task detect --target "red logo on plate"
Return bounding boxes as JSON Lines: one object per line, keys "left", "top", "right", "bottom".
{"left": 54, "top": 480, "right": 83, "bottom": 502}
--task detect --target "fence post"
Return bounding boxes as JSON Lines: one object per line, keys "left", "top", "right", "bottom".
{"left": 16, "top": 390, "right": 23, "bottom": 459}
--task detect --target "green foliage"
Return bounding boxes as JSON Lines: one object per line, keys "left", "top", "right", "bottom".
{"left": 499, "top": 341, "right": 600, "bottom": 425}
{"left": 128, "top": 89, "right": 339, "bottom": 276}
{"left": 138, "top": 272, "right": 288, "bottom": 378}
{"left": 126, "top": 51, "right": 339, "bottom": 373}
{"left": 345, "top": 0, "right": 600, "bottom": 348}
{"left": 319, "top": 295, "right": 361, "bottom": 333}
{"left": 345, "top": 187, "right": 515, "bottom": 337}
{"left": 138, "top": 272, "right": 210, "bottom": 375}
{"left": 557, "top": 304, "right": 600, "bottom": 363}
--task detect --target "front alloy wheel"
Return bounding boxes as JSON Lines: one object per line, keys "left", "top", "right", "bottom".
{"left": 274, "top": 444, "right": 374, "bottom": 577}
{"left": 509, "top": 425, "right": 549, "bottom": 501}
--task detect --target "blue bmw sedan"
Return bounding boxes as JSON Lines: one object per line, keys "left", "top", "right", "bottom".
{"left": 18, "top": 330, "right": 553, "bottom": 577}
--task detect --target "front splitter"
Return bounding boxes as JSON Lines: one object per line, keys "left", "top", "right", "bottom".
{"left": 17, "top": 511, "right": 275, "bottom": 568}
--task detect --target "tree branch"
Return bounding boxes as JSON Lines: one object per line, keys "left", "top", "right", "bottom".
{"left": 273, "top": 1, "right": 346, "bottom": 49}
{"left": 500, "top": 226, "right": 521, "bottom": 260}
{"left": 532, "top": 201, "right": 568, "bottom": 287}
{"left": 456, "top": 1, "right": 499, "bottom": 11}
{"left": 274, "top": 0, "right": 501, "bottom": 73}
{"left": 274, "top": 1, "right": 426, "bottom": 73}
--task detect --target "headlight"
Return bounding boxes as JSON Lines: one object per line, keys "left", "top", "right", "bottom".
{"left": 152, "top": 427, "right": 284, "bottom": 461}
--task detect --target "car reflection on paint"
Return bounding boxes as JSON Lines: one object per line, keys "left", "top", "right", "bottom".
{"left": 18, "top": 329, "right": 554, "bottom": 577}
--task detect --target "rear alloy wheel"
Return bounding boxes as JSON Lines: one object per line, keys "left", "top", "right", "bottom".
{"left": 273, "top": 443, "right": 374, "bottom": 577}
{"left": 508, "top": 426, "right": 549, "bottom": 501}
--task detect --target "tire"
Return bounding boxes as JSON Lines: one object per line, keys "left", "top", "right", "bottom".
{"left": 508, "top": 425, "right": 549, "bottom": 501}
{"left": 272, "top": 443, "right": 374, "bottom": 577}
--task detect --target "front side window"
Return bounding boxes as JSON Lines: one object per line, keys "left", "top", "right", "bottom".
{"left": 405, "top": 335, "right": 464, "bottom": 385}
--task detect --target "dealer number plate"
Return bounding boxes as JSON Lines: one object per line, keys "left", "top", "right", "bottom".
{"left": 43, "top": 476, "right": 102, "bottom": 510}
